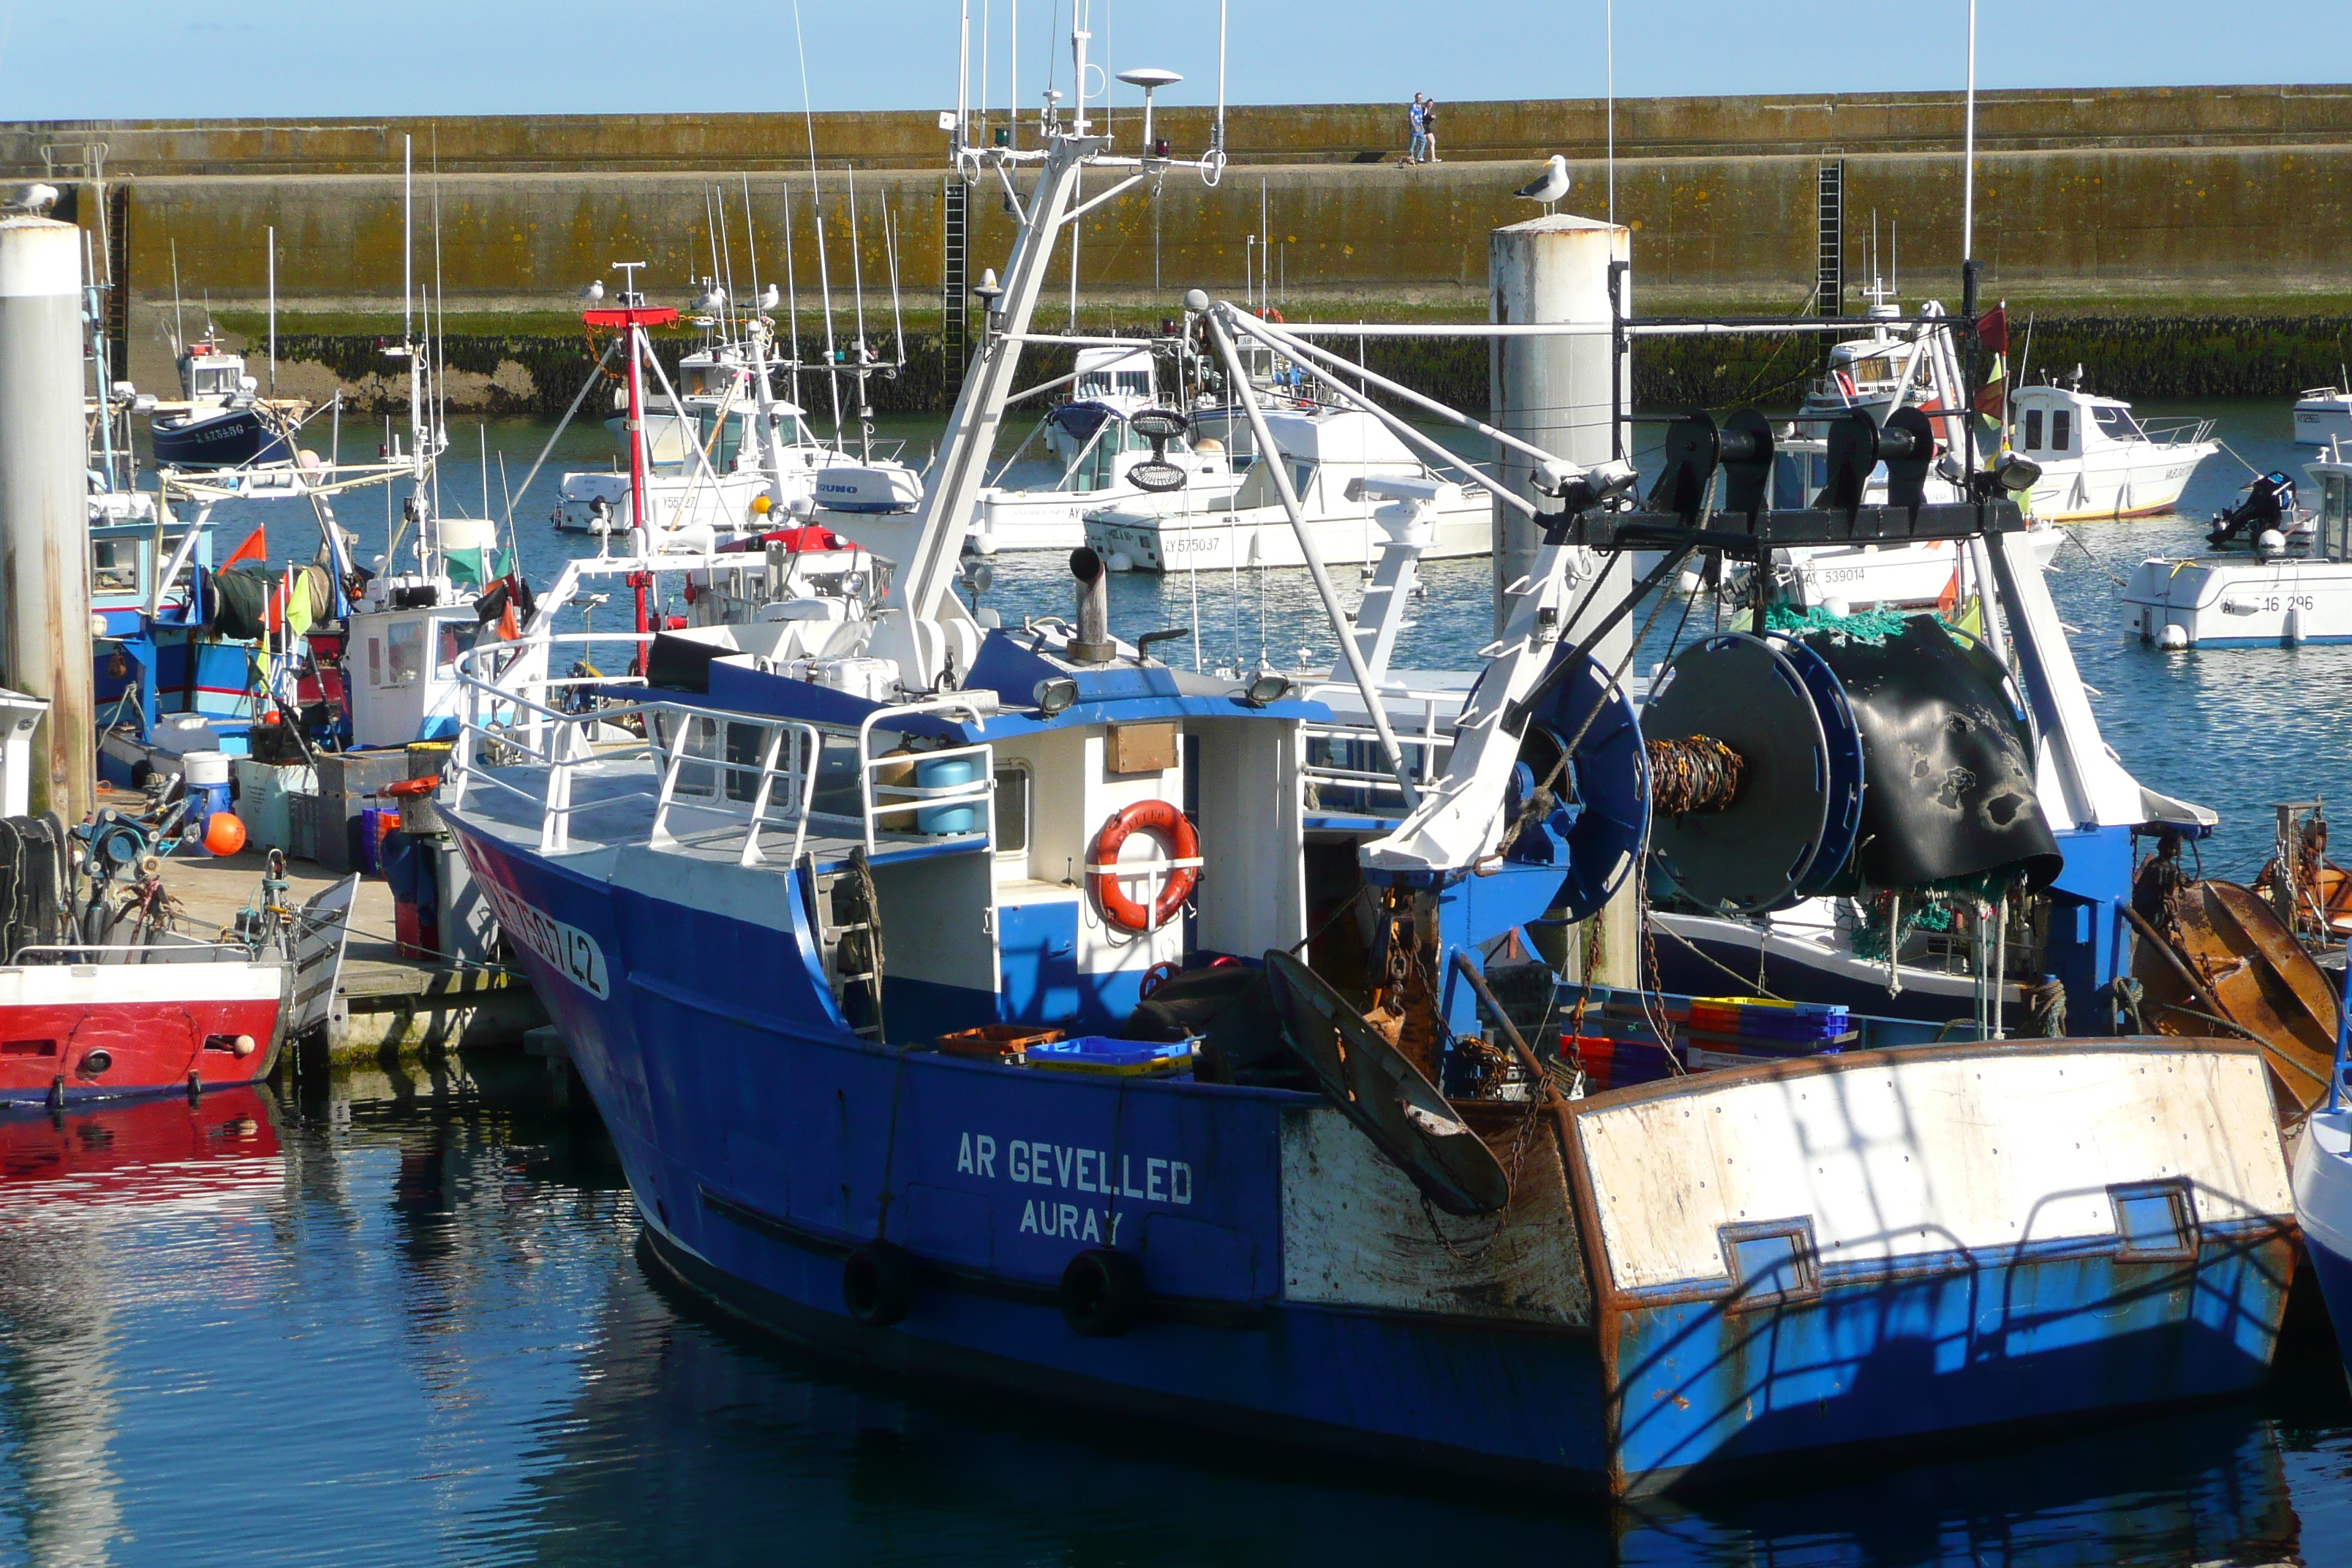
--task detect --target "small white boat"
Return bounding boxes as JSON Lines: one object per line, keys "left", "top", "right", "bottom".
{"left": 1044, "top": 344, "right": 1164, "bottom": 459}
{"left": 2119, "top": 451, "right": 2352, "bottom": 648}
{"left": 2010, "top": 376, "right": 2217, "bottom": 521}
{"left": 1083, "top": 407, "right": 1488, "bottom": 573}
{"left": 970, "top": 406, "right": 1240, "bottom": 554}
{"left": 2294, "top": 386, "right": 2352, "bottom": 446}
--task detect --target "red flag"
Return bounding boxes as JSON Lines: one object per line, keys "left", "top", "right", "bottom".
{"left": 223, "top": 526, "right": 268, "bottom": 566}
{"left": 1977, "top": 305, "right": 2008, "bottom": 356}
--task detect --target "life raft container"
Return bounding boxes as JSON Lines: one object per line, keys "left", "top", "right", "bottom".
{"left": 1087, "top": 800, "right": 1202, "bottom": 932}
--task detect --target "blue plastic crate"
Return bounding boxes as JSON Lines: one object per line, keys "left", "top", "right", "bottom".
{"left": 1023, "top": 1036, "right": 1194, "bottom": 1077}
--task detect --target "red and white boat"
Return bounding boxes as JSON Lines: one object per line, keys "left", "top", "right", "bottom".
{"left": 0, "top": 958, "right": 285, "bottom": 1107}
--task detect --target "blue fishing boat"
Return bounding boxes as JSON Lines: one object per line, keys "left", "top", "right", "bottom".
{"left": 436, "top": 73, "right": 2298, "bottom": 1496}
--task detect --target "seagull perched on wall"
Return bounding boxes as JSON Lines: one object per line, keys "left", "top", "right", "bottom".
{"left": 581, "top": 279, "right": 606, "bottom": 304}
{"left": 1514, "top": 155, "right": 1572, "bottom": 214}
{"left": 757, "top": 282, "right": 780, "bottom": 312}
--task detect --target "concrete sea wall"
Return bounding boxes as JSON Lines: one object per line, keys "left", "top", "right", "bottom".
{"left": 11, "top": 83, "right": 2348, "bottom": 404}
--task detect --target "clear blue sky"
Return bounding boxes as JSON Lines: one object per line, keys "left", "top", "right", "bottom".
{"left": 1, "top": 1, "right": 2344, "bottom": 120}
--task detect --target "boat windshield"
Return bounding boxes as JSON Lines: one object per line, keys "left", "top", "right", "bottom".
{"left": 2091, "top": 405, "right": 2144, "bottom": 442}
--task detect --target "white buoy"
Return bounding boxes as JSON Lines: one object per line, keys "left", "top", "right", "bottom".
{"left": 0, "top": 216, "right": 91, "bottom": 821}
{"left": 1676, "top": 569, "right": 1704, "bottom": 597}
{"left": 2158, "top": 623, "right": 2190, "bottom": 649}
{"left": 2285, "top": 606, "right": 2306, "bottom": 646}
{"left": 1104, "top": 551, "right": 1134, "bottom": 573}
{"left": 1822, "top": 595, "right": 1852, "bottom": 619}
{"left": 2258, "top": 528, "right": 2287, "bottom": 556}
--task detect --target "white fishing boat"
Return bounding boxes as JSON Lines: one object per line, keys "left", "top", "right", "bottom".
{"left": 1739, "top": 433, "right": 2067, "bottom": 608}
{"left": 969, "top": 405, "right": 1239, "bottom": 554}
{"left": 2010, "top": 374, "right": 2216, "bottom": 521}
{"left": 1083, "top": 407, "right": 1488, "bottom": 572}
{"left": 2293, "top": 385, "right": 2352, "bottom": 446}
{"left": 2119, "top": 447, "right": 2352, "bottom": 648}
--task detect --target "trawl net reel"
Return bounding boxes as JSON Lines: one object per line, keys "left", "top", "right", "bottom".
{"left": 1642, "top": 620, "right": 2060, "bottom": 915}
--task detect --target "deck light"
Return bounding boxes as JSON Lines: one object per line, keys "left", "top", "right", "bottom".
{"left": 1035, "top": 676, "right": 1079, "bottom": 716}
{"left": 1242, "top": 673, "right": 1293, "bottom": 707}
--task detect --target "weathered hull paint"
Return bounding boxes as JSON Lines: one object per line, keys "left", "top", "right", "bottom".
{"left": 450, "top": 812, "right": 2297, "bottom": 1495}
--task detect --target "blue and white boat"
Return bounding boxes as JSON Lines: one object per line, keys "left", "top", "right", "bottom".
{"left": 2292, "top": 992, "right": 2352, "bottom": 1390}
{"left": 435, "top": 61, "right": 2299, "bottom": 1497}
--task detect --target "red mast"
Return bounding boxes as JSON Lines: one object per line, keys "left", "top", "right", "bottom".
{"left": 584, "top": 264, "right": 677, "bottom": 641}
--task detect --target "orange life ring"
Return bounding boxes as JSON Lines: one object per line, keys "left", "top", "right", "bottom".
{"left": 1088, "top": 800, "right": 1201, "bottom": 932}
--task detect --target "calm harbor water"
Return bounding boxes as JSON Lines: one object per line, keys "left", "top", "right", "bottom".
{"left": 19, "top": 398, "right": 2349, "bottom": 1564}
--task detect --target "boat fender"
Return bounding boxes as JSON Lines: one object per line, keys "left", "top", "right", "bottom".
{"left": 843, "top": 1242, "right": 916, "bottom": 1328}
{"left": 1060, "top": 1248, "right": 1148, "bottom": 1338}
{"left": 1088, "top": 801, "right": 1202, "bottom": 932}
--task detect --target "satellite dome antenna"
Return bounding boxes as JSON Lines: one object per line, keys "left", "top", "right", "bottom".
{"left": 1117, "top": 67, "right": 1183, "bottom": 154}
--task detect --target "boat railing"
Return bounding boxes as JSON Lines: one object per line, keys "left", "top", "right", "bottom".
{"left": 644, "top": 708, "right": 824, "bottom": 867}
{"left": 9, "top": 940, "right": 262, "bottom": 965}
{"left": 2141, "top": 416, "right": 2218, "bottom": 449}
{"left": 450, "top": 632, "right": 661, "bottom": 853}
{"left": 857, "top": 698, "right": 998, "bottom": 856}
{"left": 1298, "top": 681, "right": 1457, "bottom": 811}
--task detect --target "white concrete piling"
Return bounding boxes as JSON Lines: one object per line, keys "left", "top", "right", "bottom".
{"left": 0, "top": 216, "right": 93, "bottom": 821}
{"left": 1488, "top": 215, "right": 1637, "bottom": 987}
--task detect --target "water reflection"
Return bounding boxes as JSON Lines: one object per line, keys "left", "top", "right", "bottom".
{"left": 0, "top": 1077, "right": 2341, "bottom": 1564}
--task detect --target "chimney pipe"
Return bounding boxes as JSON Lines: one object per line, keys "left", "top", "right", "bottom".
{"left": 1067, "top": 547, "right": 1114, "bottom": 663}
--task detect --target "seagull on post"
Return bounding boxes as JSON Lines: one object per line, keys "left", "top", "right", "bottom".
{"left": 1514, "top": 155, "right": 1572, "bottom": 214}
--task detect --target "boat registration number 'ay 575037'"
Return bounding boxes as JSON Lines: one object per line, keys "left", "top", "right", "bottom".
{"left": 475, "top": 876, "right": 609, "bottom": 999}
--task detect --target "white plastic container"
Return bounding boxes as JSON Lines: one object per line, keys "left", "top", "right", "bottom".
{"left": 181, "top": 750, "right": 230, "bottom": 787}
{"left": 813, "top": 657, "right": 898, "bottom": 704}
{"left": 151, "top": 713, "right": 216, "bottom": 757}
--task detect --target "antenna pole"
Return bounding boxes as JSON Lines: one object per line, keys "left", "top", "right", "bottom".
{"left": 265, "top": 227, "right": 276, "bottom": 395}
{"left": 170, "top": 238, "right": 184, "bottom": 352}
{"left": 1605, "top": 0, "right": 1616, "bottom": 225}
{"left": 1009, "top": 0, "right": 1019, "bottom": 151}
{"left": 1215, "top": 0, "right": 1227, "bottom": 154}
{"left": 849, "top": 166, "right": 873, "bottom": 461}
{"left": 783, "top": 178, "right": 803, "bottom": 413}
{"left": 1962, "top": 0, "right": 1978, "bottom": 266}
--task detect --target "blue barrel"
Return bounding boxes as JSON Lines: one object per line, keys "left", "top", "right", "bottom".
{"left": 915, "top": 756, "right": 981, "bottom": 836}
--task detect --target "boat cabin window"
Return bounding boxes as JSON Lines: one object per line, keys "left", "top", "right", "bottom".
{"left": 384, "top": 622, "right": 423, "bottom": 686}
{"left": 1232, "top": 456, "right": 1317, "bottom": 510}
{"left": 90, "top": 537, "right": 144, "bottom": 596}
{"left": 190, "top": 363, "right": 239, "bottom": 398}
{"left": 2051, "top": 410, "right": 2073, "bottom": 453}
{"left": 2022, "top": 410, "right": 2043, "bottom": 451}
{"left": 993, "top": 762, "right": 1031, "bottom": 854}
{"left": 696, "top": 410, "right": 745, "bottom": 470}
{"left": 2090, "top": 405, "right": 2142, "bottom": 442}
{"left": 1073, "top": 429, "right": 1117, "bottom": 493}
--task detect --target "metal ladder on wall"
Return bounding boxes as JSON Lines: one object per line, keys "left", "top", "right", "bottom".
{"left": 941, "top": 178, "right": 970, "bottom": 399}
{"left": 808, "top": 849, "right": 886, "bottom": 1040}
{"left": 1815, "top": 154, "right": 1845, "bottom": 333}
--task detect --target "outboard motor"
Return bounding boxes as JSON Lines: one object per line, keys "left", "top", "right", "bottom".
{"left": 2209, "top": 471, "right": 2295, "bottom": 548}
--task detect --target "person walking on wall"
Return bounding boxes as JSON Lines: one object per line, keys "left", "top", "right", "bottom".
{"left": 1420, "top": 97, "right": 1440, "bottom": 162}
{"left": 1405, "top": 94, "right": 1426, "bottom": 165}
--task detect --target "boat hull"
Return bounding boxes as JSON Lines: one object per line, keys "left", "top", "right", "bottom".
{"left": 2027, "top": 443, "right": 2216, "bottom": 522}
{"left": 2119, "top": 556, "right": 2352, "bottom": 647}
{"left": 1085, "top": 498, "right": 1491, "bottom": 573}
{"left": 150, "top": 407, "right": 289, "bottom": 470}
{"left": 446, "top": 813, "right": 2298, "bottom": 1495}
{"left": 0, "top": 960, "right": 283, "bottom": 1106}
{"left": 2294, "top": 402, "right": 2352, "bottom": 447}
{"left": 2291, "top": 1107, "right": 2352, "bottom": 1387}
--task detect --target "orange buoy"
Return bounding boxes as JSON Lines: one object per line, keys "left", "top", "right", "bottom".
{"left": 203, "top": 812, "right": 247, "bottom": 856}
